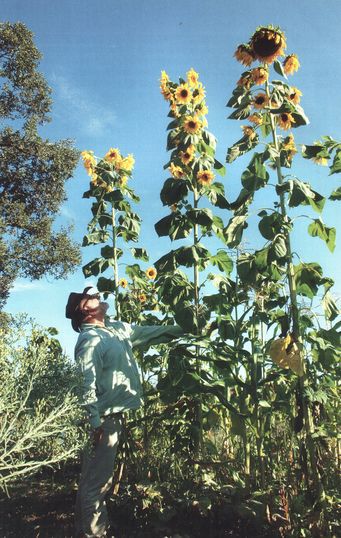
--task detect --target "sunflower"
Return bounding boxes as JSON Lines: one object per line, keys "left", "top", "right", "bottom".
{"left": 183, "top": 116, "right": 202, "bottom": 134}
{"left": 248, "top": 113, "right": 263, "bottom": 125}
{"left": 121, "top": 154, "right": 135, "bottom": 172}
{"left": 105, "top": 147, "right": 121, "bottom": 163}
{"left": 160, "top": 70, "right": 170, "bottom": 85}
{"left": 283, "top": 54, "right": 300, "bottom": 75}
{"left": 169, "top": 162, "right": 185, "bottom": 179}
{"left": 197, "top": 169, "right": 214, "bottom": 186}
{"left": 180, "top": 144, "right": 195, "bottom": 165}
{"left": 118, "top": 278, "right": 128, "bottom": 289}
{"left": 119, "top": 176, "right": 128, "bottom": 188}
{"left": 250, "top": 26, "right": 286, "bottom": 64}
{"left": 146, "top": 267, "right": 157, "bottom": 280}
{"left": 288, "top": 87, "right": 302, "bottom": 105}
{"left": 251, "top": 67, "right": 269, "bottom": 85}
{"left": 253, "top": 93, "right": 269, "bottom": 109}
{"left": 139, "top": 293, "right": 147, "bottom": 304}
{"left": 234, "top": 43, "right": 255, "bottom": 66}
{"left": 237, "top": 73, "right": 253, "bottom": 89}
{"left": 282, "top": 134, "right": 297, "bottom": 162}
{"left": 195, "top": 102, "right": 208, "bottom": 117}
{"left": 175, "top": 83, "right": 192, "bottom": 105}
{"left": 81, "top": 150, "right": 97, "bottom": 176}
{"left": 192, "top": 83, "right": 206, "bottom": 104}
{"left": 241, "top": 125, "right": 256, "bottom": 139}
{"left": 278, "top": 112, "right": 295, "bottom": 130}
{"left": 187, "top": 68, "right": 199, "bottom": 88}
{"left": 161, "top": 86, "right": 173, "bottom": 101}
{"left": 312, "top": 156, "right": 328, "bottom": 166}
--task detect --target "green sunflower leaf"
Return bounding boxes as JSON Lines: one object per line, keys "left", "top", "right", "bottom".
{"left": 330, "top": 149, "right": 341, "bottom": 175}
{"left": 130, "top": 248, "right": 149, "bottom": 261}
{"left": 214, "top": 159, "right": 226, "bottom": 177}
{"left": 287, "top": 179, "right": 326, "bottom": 214}
{"left": 273, "top": 59, "right": 286, "bottom": 77}
{"left": 308, "top": 219, "right": 336, "bottom": 252}
{"left": 82, "top": 257, "right": 109, "bottom": 277}
{"left": 294, "top": 263, "right": 323, "bottom": 298}
{"left": 329, "top": 187, "right": 341, "bottom": 200}
{"left": 97, "top": 276, "right": 116, "bottom": 293}
{"left": 224, "top": 214, "right": 248, "bottom": 248}
{"left": 322, "top": 291, "right": 339, "bottom": 321}
{"left": 210, "top": 251, "right": 233, "bottom": 275}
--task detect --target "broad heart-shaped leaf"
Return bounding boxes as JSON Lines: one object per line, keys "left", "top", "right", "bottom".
{"left": 241, "top": 152, "right": 269, "bottom": 192}
{"left": 186, "top": 208, "right": 214, "bottom": 227}
{"left": 154, "top": 213, "right": 191, "bottom": 240}
{"left": 228, "top": 104, "right": 251, "bottom": 120}
{"left": 329, "top": 186, "right": 341, "bottom": 200}
{"left": 210, "top": 250, "right": 233, "bottom": 275}
{"left": 294, "top": 262, "right": 323, "bottom": 299}
{"left": 301, "top": 143, "right": 329, "bottom": 161}
{"left": 203, "top": 294, "right": 232, "bottom": 316}
{"left": 160, "top": 177, "right": 189, "bottom": 206}
{"left": 154, "top": 250, "right": 178, "bottom": 273}
{"left": 258, "top": 211, "right": 284, "bottom": 240}
{"left": 224, "top": 214, "right": 248, "bottom": 248}
{"left": 174, "top": 301, "right": 210, "bottom": 334}
{"left": 308, "top": 218, "right": 336, "bottom": 252}
{"left": 82, "top": 257, "right": 109, "bottom": 277}
{"left": 202, "top": 129, "right": 217, "bottom": 151}
{"left": 97, "top": 276, "right": 116, "bottom": 293}
{"left": 286, "top": 179, "right": 326, "bottom": 214}
{"left": 214, "top": 158, "right": 226, "bottom": 177}
{"left": 101, "top": 245, "right": 120, "bottom": 259}
{"left": 175, "top": 244, "right": 211, "bottom": 270}
{"left": 226, "top": 85, "right": 249, "bottom": 108}
{"left": 237, "top": 253, "right": 258, "bottom": 286}
{"left": 82, "top": 230, "right": 110, "bottom": 246}
{"left": 330, "top": 148, "right": 341, "bottom": 175}
{"left": 207, "top": 181, "right": 230, "bottom": 209}
{"left": 322, "top": 291, "right": 339, "bottom": 321}
{"left": 269, "top": 234, "right": 287, "bottom": 261}
{"left": 157, "top": 269, "right": 194, "bottom": 307}
{"left": 130, "top": 247, "right": 149, "bottom": 261}
{"left": 226, "top": 134, "right": 259, "bottom": 164}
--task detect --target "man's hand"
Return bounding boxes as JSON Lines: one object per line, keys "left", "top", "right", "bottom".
{"left": 92, "top": 426, "right": 104, "bottom": 448}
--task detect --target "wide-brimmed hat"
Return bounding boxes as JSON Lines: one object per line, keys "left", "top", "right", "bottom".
{"left": 65, "top": 286, "right": 99, "bottom": 332}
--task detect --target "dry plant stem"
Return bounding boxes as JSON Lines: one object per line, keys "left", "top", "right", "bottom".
{"left": 266, "top": 80, "right": 325, "bottom": 501}
{"left": 193, "top": 186, "right": 203, "bottom": 456}
{"left": 112, "top": 206, "right": 121, "bottom": 321}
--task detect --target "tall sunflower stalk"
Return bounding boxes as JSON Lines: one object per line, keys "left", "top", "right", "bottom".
{"left": 156, "top": 68, "right": 233, "bottom": 458}
{"left": 81, "top": 147, "right": 141, "bottom": 319}
{"left": 226, "top": 25, "right": 339, "bottom": 502}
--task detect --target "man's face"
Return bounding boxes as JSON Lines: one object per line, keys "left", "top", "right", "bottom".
{"left": 80, "top": 293, "right": 109, "bottom": 317}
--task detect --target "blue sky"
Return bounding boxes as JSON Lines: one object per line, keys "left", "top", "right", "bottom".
{"left": 2, "top": 0, "right": 340, "bottom": 356}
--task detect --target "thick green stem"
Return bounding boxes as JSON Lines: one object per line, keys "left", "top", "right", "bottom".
{"left": 193, "top": 187, "right": 203, "bottom": 457}
{"left": 266, "top": 81, "right": 325, "bottom": 501}
{"left": 112, "top": 206, "right": 121, "bottom": 320}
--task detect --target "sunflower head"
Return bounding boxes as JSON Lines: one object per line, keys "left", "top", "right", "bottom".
{"left": 250, "top": 26, "right": 286, "bottom": 64}
{"left": 251, "top": 66, "right": 269, "bottom": 85}
{"left": 197, "top": 169, "right": 214, "bottom": 186}
{"left": 146, "top": 267, "right": 157, "bottom": 280}
{"left": 121, "top": 154, "right": 135, "bottom": 172}
{"left": 234, "top": 43, "right": 255, "bottom": 66}
{"left": 81, "top": 150, "right": 97, "bottom": 176}
{"left": 253, "top": 93, "right": 269, "bottom": 109}
{"left": 175, "top": 83, "right": 192, "bottom": 105}
{"left": 288, "top": 87, "right": 302, "bottom": 105}
{"left": 278, "top": 112, "right": 296, "bottom": 130}
{"left": 183, "top": 115, "right": 202, "bottom": 134}
{"left": 187, "top": 68, "right": 199, "bottom": 88}
{"left": 169, "top": 162, "right": 185, "bottom": 179}
{"left": 139, "top": 293, "right": 147, "bottom": 304}
{"left": 118, "top": 278, "right": 128, "bottom": 289}
{"left": 248, "top": 113, "right": 263, "bottom": 125}
{"left": 105, "top": 147, "right": 121, "bottom": 163}
{"left": 283, "top": 54, "right": 300, "bottom": 75}
{"left": 242, "top": 125, "right": 256, "bottom": 139}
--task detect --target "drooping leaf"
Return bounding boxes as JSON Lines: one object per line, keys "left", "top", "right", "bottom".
{"left": 214, "top": 158, "right": 226, "bottom": 177}
{"left": 329, "top": 187, "right": 341, "bottom": 200}
{"left": 224, "top": 214, "right": 248, "bottom": 248}
{"left": 82, "top": 257, "right": 109, "bottom": 277}
{"left": 160, "top": 177, "right": 189, "bottom": 206}
{"left": 322, "top": 291, "right": 339, "bottom": 321}
{"left": 210, "top": 250, "right": 233, "bottom": 275}
{"left": 97, "top": 276, "right": 116, "bottom": 293}
{"left": 330, "top": 148, "right": 341, "bottom": 175}
{"left": 82, "top": 230, "right": 110, "bottom": 246}
{"left": 130, "top": 247, "right": 149, "bottom": 261}
{"left": 287, "top": 179, "right": 326, "bottom": 214}
{"left": 294, "top": 262, "right": 323, "bottom": 298}
{"left": 308, "top": 219, "right": 336, "bottom": 252}
{"left": 258, "top": 212, "right": 284, "bottom": 240}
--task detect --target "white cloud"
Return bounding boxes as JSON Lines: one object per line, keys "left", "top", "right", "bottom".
{"left": 12, "top": 281, "right": 47, "bottom": 293}
{"left": 51, "top": 74, "right": 116, "bottom": 136}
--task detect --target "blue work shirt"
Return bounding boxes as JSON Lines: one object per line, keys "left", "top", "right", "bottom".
{"left": 75, "top": 318, "right": 183, "bottom": 428}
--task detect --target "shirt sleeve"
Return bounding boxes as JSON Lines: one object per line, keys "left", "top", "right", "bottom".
{"left": 75, "top": 334, "right": 103, "bottom": 429}
{"left": 130, "top": 324, "right": 183, "bottom": 349}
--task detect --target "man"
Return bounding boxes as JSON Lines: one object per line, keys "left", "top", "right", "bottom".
{"left": 65, "top": 286, "right": 183, "bottom": 538}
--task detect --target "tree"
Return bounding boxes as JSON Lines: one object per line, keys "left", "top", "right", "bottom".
{"left": 0, "top": 22, "right": 80, "bottom": 307}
